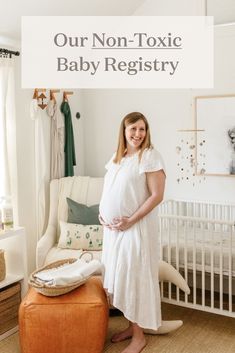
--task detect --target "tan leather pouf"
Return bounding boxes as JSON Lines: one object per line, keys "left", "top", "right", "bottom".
{"left": 19, "top": 277, "right": 109, "bottom": 353}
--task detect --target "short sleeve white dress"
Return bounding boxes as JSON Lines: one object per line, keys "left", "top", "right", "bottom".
{"left": 99, "top": 148, "right": 165, "bottom": 330}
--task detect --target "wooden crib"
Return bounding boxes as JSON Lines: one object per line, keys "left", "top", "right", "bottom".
{"left": 158, "top": 199, "right": 235, "bottom": 317}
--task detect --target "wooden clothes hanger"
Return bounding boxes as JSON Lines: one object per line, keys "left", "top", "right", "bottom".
{"left": 63, "top": 91, "right": 73, "bottom": 102}
{"left": 33, "top": 88, "right": 38, "bottom": 99}
{"left": 33, "top": 88, "right": 47, "bottom": 109}
{"left": 50, "top": 89, "right": 60, "bottom": 102}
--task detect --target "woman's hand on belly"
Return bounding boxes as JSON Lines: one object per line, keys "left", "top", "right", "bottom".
{"left": 110, "top": 216, "right": 134, "bottom": 231}
{"left": 98, "top": 214, "right": 114, "bottom": 229}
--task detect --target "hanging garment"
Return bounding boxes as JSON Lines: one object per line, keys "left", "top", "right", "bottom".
{"left": 30, "top": 98, "right": 50, "bottom": 239}
{"left": 61, "top": 101, "right": 76, "bottom": 177}
{"left": 47, "top": 100, "right": 65, "bottom": 179}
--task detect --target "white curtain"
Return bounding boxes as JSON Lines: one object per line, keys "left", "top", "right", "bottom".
{"left": 0, "top": 57, "right": 18, "bottom": 223}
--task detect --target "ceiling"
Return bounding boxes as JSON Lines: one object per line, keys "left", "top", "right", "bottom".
{"left": 207, "top": 0, "right": 235, "bottom": 24}
{"left": 0, "top": 0, "right": 144, "bottom": 42}
{"left": 1, "top": 0, "right": 235, "bottom": 47}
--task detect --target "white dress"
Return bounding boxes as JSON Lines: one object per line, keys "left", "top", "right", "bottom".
{"left": 46, "top": 100, "right": 65, "bottom": 180}
{"left": 30, "top": 99, "right": 49, "bottom": 239}
{"left": 100, "top": 148, "right": 165, "bottom": 330}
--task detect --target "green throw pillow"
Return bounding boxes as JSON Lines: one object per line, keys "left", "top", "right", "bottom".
{"left": 67, "top": 198, "right": 100, "bottom": 225}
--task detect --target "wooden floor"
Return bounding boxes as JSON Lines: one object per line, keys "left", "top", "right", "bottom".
{"left": 0, "top": 303, "right": 235, "bottom": 353}
{"left": 104, "top": 303, "right": 235, "bottom": 353}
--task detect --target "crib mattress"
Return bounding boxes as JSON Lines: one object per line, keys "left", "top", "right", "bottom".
{"left": 160, "top": 227, "right": 235, "bottom": 276}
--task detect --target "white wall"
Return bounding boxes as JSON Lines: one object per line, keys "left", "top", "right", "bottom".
{"left": 83, "top": 88, "right": 192, "bottom": 178}
{"left": 207, "top": 0, "right": 235, "bottom": 25}
{"left": 82, "top": 1, "right": 235, "bottom": 204}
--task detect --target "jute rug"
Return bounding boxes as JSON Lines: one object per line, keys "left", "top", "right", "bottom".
{"left": 1, "top": 303, "right": 235, "bottom": 353}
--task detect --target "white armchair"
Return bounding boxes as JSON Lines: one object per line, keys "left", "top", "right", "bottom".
{"left": 36, "top": 176, "right": 104, "bottom": 268}
{"left": 36, "top": 175, "right": 190, "bottom": 335}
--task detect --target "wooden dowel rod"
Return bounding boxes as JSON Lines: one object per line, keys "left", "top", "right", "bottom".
{"left": 50, "top": 89, "right": 60, "bottom": 93}
{"left": 33, "top": 89, "right": 38, "bottom": 99}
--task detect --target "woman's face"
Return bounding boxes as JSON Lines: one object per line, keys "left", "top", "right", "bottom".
{"left": 125, "top": 119, "right": 146, "bottom": 150}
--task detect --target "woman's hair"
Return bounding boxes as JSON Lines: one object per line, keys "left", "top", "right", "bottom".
{"left": 113, "top": 112, "right": 153, "bottom": 164}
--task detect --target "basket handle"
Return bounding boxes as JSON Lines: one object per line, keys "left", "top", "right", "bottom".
{"left": 79, "top": 251, "right": 93, "bottom": 262}
{"left": 28, "top": 277, "right": 46, "bottom": 288}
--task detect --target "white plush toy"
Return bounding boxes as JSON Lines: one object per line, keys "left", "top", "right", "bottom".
{"left": 144, "top": 260, "right": 190, "bottom": 335}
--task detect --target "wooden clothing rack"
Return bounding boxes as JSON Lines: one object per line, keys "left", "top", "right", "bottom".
{"left": 32, "top": 89, "right": 74, "bottom": 109}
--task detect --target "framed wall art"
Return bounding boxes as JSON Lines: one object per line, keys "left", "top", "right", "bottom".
{"left": 195, "top": 94, "right": 235, "bottom": 176}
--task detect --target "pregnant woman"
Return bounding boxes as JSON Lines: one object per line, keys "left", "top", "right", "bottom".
{"left": 99, "top": 112, "right": 166, "bottom": 353}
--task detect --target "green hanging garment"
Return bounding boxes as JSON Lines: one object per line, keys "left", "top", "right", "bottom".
{"left": 61, "top": 101, "right": 76, "bottom": 176}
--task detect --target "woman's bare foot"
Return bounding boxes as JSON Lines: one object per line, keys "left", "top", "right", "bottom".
{"left": 120, "top": 336, "right": 146, "bottom": 353}
{"left": 111, "top": 325, "right": 133, "bottom": 343}
{"left": 120, "top": 322, "right": 146, "bottom": 353}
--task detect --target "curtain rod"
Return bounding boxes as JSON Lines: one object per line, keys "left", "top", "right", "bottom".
{"left": 0, "top": 48, "right": 20, "bottom": 57}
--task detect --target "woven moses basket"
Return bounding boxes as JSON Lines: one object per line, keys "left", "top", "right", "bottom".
{"left": 29, "top": 257, "right": 92, "bottom": 297}
{"left": 0, "top": 249, "right": 6, "bottom": 282}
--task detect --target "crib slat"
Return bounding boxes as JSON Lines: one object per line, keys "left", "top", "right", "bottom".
{"left": 159, "top": 217, "right": 164, "bottom": 299}
{"left": 193, "top": 221, "right": 196, "bottom": 305}
{"left": 201, "top": 221, "right": 205, "bottom": 308}
{"left": 219, "top": 224, "right": 223, "bottom": 311}
{"left": 168, "top": 218, "right": 171, "bottom": 300}
{"left": 228, "top": 225, "right": 233, "bottom": 313}
{"left": 176, "top": 218, "right": 180, "bottom": 302}
{"left": 210, "top": 223, "right": 215, "bottom": 310}
{"left": 184, "top": 221, "right": 188, "bottom": 304}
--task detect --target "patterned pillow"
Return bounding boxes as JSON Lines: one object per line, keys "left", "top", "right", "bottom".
{"left": 58, "top": 221, "right": 103, "bottom": 250}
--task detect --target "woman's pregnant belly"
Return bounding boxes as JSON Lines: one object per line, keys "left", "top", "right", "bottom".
{"left": 99, "top": 163, "right": 148, "bottom": 224}
{"left": 99, "top": 189, "right": 134, "bottom": 224}
{"left": 99, "top": 194, "right": 124, "bottom": 224}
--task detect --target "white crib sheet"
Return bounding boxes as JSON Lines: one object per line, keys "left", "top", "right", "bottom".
{"left": 160, "top": 227, "right": 235, "bottom": 276}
